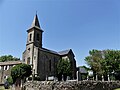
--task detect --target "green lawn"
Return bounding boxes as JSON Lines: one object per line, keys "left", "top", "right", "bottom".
{"left": 114, "top": 88, "right": 120, "bottom": 90}
{"left": 0, "top": 86, "right": 11, "bottom": 90}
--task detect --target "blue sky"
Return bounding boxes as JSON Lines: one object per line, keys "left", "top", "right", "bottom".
{"left": 0, "top": 0, "right": 120, "bottom": 66}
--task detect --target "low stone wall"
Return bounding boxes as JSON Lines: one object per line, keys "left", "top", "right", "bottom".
{"left": 23, "top": 81, "right": 120, "bottom": 90}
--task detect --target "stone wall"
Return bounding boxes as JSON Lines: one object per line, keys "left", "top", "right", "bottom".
{"left": 23, "top": 81, "right": 120, "bottom": 90}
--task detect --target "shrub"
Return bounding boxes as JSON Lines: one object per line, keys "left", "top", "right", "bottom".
{"left": 6, "top": 76, "right": 13, "bottom": 85}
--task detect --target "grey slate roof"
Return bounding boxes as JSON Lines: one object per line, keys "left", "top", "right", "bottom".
{"left": 28, "top": 14, "right": 43, "bottom": 32}
{"left": 79, "top": 67, "right": 88, "bottom": 73}
{"left": 31, "top": 14, "right": 40, "bottom": 28}
{"left": 58, "top": 49, "right": 71, "bottom": 55}
{"left": 40, "top": 48, "right": 59, "bottom": 55}
{"left": 40, "top": 48, "right": 71, "bottom": 56}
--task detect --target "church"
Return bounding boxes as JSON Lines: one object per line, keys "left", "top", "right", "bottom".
{"left": 22, "top": 14, "right": 76, "bottom": 80}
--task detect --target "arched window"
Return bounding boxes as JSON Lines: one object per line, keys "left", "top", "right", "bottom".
{"left": 49, "top": 60, "right": 51, "bottom": 72}
{"left": 27, "top": 57, "right": 30, "bottom": 64}
{"left": 23, "top": 59, "right": 25, "bottom": 62}
{"left": 54, "top": 57, "right": 56, "bottom": 68}
{"left": 4, "top": 66, "right": 7, "bottom": 70}
{"left": 7, "top": 65, "right": 9, "bottom": 70}
{"left": 29, "top": 34, "right": 32, "bottom": 41}
{"left": 37, "top": 33, "right": 39, "bottom": 41}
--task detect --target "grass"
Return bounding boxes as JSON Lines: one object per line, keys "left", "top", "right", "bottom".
{"left": 0, "top": 86, "right": 11, "bottom": 90}
{"left": 114, "top": 88, "right": 120, "bottom": 90}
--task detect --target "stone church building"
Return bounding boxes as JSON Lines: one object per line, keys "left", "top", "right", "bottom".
{"left": 22, "top": 14, "right": 76, "bottom": 80}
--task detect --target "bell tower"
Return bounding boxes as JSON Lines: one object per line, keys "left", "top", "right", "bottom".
{"left": 23, "top": 14, "right": 44, "bottom": 76}
{"left": 27, "top": 14, "right": 43, "bottom": 48}
{"left": 23, "top": 14, "right": 43, "bottom": 66}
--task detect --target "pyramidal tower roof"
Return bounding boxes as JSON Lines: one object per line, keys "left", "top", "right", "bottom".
{"left": 31, "top": 14, "right": 41, "bottom": 29}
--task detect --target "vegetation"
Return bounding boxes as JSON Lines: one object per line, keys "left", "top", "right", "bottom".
{"left": 114, "top": 88, "right": 120, "bottom": 90}
{"left": 79, "top": 65, "right": 91, "bottom": 71}
{"left": 0, "top": 55, "right": 20, "bottom": 62}
{"left": 85, "top": 49, "right": 120, "bottom": 80}
{"left": 0, "top": 86, "right": 11, "bottom": 90}
{"left": 6, "top": 76, "right": 13, "bottom": 85}
{"left": 78, "top": 66, "right": 89, "bottom": 80}
{"left": 11, "top": 63, "right": 32, "bottom": 83}
{"left": 57, "top": 58, "right": 72, "bottom": 81}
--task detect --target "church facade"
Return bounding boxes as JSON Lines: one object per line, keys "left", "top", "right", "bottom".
{"left": 22, "top": 14, "right": 76, "bottom": 80}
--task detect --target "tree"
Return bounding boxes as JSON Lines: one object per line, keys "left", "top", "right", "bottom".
{"left": 11, "top": 63, "right": 32, "bottom": 84}
{"left": 57, "top": 58, "right": 72, "bottom": 81}
{"left": 85, "top": 49, "right": 120, "bottom": 80}
{"left": 0, "top": 55, "right": 20, "bottom": 62}
{"left": 85, "top": 49, "right": 103, "bottom": 75}
{"left": 104, "top": 50, "right": 120, "bottom": 80}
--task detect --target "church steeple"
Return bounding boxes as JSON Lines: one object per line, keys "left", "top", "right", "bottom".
{"left": 27, "top": 14, "right": 43, "bottom": 48}
{"left": 31, "top": 14, "right": 41, "bottom": 29}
